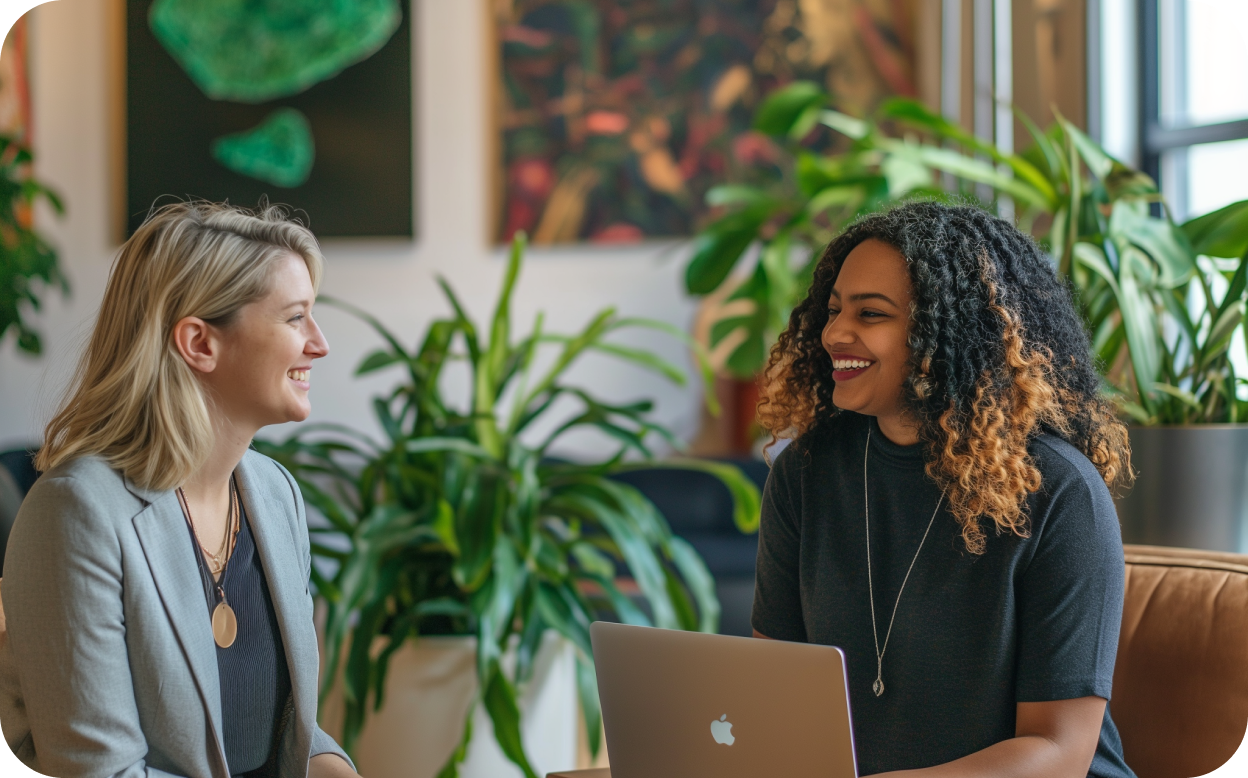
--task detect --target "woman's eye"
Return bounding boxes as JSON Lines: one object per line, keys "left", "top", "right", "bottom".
{"left": 288, "top": 314, "right": 304, "bottom": 323}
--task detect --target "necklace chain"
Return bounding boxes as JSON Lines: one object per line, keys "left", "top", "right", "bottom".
{"left": 864, "top": 425, "right": 945, "bottom": 697}
{"left": 177, "top": 478, "right": 239, "bottom": 578}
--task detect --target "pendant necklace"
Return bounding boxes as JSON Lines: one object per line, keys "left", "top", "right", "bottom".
{"left": 177, "top": 477, "right": 240, "bottom": 649}
{"left": 864, "top": 425, "right": 945, "bottom": 697}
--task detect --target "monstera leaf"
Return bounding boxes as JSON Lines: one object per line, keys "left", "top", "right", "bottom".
{"left": 149, "top": 0, "right": 402, "bottom": 103}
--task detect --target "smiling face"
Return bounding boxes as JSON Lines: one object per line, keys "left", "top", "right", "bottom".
{"left": 200, "top": 252, "right": 330, "bottom": 432}
{"left": 822, "top": 238, "right": 915, "bottom": 432}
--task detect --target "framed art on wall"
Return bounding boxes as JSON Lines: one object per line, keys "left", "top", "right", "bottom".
{"left": 126, "top": 0, "right": 413, "bottom": 238}
{"left": 492, "top": 0, "right": 918, "bottom": 246}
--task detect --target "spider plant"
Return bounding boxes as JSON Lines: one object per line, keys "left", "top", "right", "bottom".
{"left": 256, "top": 234, "right": 760, "bottom": 777}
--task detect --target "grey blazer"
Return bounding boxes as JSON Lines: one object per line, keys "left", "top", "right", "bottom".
{"left": 0, "top": 450, "right": 353, "bottom": 778}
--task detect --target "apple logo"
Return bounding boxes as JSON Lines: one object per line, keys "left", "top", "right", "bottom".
{"left": 710, "top": 714, "right": 735, "bottom": 746}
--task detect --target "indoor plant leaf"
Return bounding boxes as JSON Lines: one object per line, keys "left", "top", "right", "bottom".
{"left": 684, "top": 201, "right": 777, "bottom": 295}
{"left": 1182, "top": 199, "right": 1248, "bottom": 259}
{"left": 753, "top": 80, "right": 827, "bottom": 137}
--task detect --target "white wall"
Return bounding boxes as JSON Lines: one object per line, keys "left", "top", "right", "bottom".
{"left": 0, "top": 0, "right": 704, "bottom": 459}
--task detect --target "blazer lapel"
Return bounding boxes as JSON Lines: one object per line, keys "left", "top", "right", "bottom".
{"left": 233, "top": 455, "right": 317, "bottom": 763}
{"left": 126, "top": 477, "right": 228, "bottom": 773}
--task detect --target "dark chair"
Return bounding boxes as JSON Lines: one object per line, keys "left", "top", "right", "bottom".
{"left": 0, "top": 447, "right": 38, "bottom": 576}
{"left": 611, "top": 458, "right": 768, "bottom": 637}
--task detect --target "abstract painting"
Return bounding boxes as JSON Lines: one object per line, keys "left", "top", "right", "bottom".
{"left": 0, "top": 18, "right": 30, "bottom": 145}
{"left": 127, "top": 0, "right": 413, "bottom": 237}
{"left": 494, "top": 0, "right": 917, "bottom": 245}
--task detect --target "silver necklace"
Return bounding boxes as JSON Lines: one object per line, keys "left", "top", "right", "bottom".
{"left": 864, "top": 425, "right": 945, "bottom": 697}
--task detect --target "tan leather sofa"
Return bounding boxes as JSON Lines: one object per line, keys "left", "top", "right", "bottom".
{"left": 551, "top": 545, "right": 1248, "bottom": 778}
{"left": 1116, "top": 545, "right": 1248, "bottom": 778}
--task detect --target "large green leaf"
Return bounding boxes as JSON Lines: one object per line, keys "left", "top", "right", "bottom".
{"left": 665, "top": 536, "right": 720, "bottom": 633}
{"left": 1060, "top": 117, "right": 1115, "bottom": 180}
{"left": 890, "top": 142, "right": 1051, "bottom": 210}
{"left": 684, "top": 202, "right": 776, "bottom": 295}
{"left": 1117, "top": 249, "right": 1162, "bottom": 412}
{"left": 619, "top": 459, "right": 762, "bottom": 534}
{"left": 549, "top": 486, "right": 678, "bottom": 629}
{"left": 818, "top": 109, "right": 869, "bottom": 141}
{"left": 754, "top": 81, "right": 826, "bottom": 136}
{"left": 1109, "top": 201, "right": 1195, "bottom": 288}
{"left": 576, "top": 655, "right": 603, "bottom": 758}
{"left": 881, "top": 98, "right": 1057, "bottom": 205}
{"left": 1182, "top": 200, "right": 1248, "bottom": 259}
{"left": 481, "top": 662, "right": 539, "bottom": 778}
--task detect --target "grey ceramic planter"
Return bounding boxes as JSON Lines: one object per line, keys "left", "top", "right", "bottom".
{"left": 1115, "top": 425, "right": 1248, "bottom": 553}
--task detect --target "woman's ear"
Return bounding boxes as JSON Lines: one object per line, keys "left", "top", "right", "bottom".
{"left": 172, "top": 316, "right": 219, "bottom": 374}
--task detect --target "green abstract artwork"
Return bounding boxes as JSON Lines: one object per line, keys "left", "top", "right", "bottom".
{"left": 211, "top": 108, "right": 315, "bottom": 187}
{"left": 130, "top": 0, "right": 412, "bottom": 236}
{"left": 148, "top": 0, "right": 402, "bottom": 103}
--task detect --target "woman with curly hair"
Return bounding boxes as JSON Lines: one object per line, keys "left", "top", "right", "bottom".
{"left": 751, "top": 201, "right": 1135, "bottom": 778}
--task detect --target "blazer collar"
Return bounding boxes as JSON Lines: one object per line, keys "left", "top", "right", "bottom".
{"left": 129, "top": 481, "right": 229, "bottom": 775}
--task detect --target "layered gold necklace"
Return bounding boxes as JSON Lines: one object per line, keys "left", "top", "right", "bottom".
{"left": 176, "top": 477, "right": 241, "bottom": 648}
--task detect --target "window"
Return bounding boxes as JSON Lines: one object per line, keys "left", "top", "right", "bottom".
{"left": 1141, "top": 0, "right": 1248, "bottom": 221}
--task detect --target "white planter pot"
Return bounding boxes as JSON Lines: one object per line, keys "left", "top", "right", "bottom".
{"left": 321, "top": 631, "right": 580, "bottom": 778}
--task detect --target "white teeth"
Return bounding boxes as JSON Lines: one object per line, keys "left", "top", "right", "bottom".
{"left": 833, "top": 359, "right": 873, "bottom": 371}
{"left": 287, "top": 369, "right": 309, "bottom": 382}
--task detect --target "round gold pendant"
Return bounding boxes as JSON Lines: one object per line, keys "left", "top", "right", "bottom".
{"left": 212, "top": 602, "right": 237, "bottom": 648}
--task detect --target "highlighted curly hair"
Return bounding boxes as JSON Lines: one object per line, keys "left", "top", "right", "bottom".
{"left": 759, "top": 201, "right": 1132, "bottom": 554}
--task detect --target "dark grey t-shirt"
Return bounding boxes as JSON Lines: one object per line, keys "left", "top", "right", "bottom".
{"left": 752, "top": 412, "right": 1134, "bottom": 778}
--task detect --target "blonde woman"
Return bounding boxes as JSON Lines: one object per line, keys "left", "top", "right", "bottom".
{"left": 0, "top": 202, "right": 359, "bottom": 778}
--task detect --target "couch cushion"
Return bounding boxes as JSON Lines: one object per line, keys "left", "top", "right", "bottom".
{"left": 1115, "top": 545, "right": 1248, "bottom": 778}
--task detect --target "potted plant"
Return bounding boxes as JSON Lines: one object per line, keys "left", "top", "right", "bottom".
{"left": 0, "top": 135, "right": 65, "bottom": 355}
{"left": 686, "top": 81, "right": 1248, "bottom": 552}
{"left": 256, "top": 235, "right": 760, "bottom": 778}
{"left": 1110, "top": 201, "right": 1248, "bottom": 550}
{"left": 685, "top": 82, "right": 1181, "bottom": 380}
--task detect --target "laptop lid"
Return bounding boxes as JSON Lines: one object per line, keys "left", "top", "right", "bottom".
{"left": 590, "top": 622, "right": 859, "bottom": 778}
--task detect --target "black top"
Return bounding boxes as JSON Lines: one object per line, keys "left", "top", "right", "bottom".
{"left": 752, "top": 413, "right": 1134, "bottom": 778}
{"left": 187, "top": 500, "right": 293, "bottom": 777}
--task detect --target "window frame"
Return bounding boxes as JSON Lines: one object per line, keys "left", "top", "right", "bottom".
{"left": 1138, "top": 0, "right": 1248, "bottom": 214}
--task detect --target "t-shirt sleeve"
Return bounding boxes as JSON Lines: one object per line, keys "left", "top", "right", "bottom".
{"left": 751, "top": 443, "right": 808, "bottom": 642}
{"left": 1014, "top": 447, "right": 1125, "bottom": 702}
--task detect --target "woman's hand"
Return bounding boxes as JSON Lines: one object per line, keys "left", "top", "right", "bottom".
{"left": 310, "top": 753, "right": 362, "bottom": 778}
{"left": 865, "top": 697, "right": 1106, "bottom": 778}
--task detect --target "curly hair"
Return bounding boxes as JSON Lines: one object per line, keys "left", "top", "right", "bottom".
{"left": 759, "top": 201, "right": 1132, "bottom": 554}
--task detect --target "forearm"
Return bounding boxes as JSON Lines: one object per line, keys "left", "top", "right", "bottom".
{"left": 310, "top": 753, "right": 360, "bottom": 778}
{"left": 869, "top": 734, "right": 1083, "bottom": 778}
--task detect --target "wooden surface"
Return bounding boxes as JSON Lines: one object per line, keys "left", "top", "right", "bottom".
{"left": 547, "top": 770, "right": 611, "bottom": 778}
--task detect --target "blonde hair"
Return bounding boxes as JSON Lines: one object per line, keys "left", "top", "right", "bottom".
{"left": 37, "top": 201, "right": 325, "bottom": 491}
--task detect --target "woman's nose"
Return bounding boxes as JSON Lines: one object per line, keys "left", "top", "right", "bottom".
{"left": 823, "top": 318, "right": 854, "bottom": 348}
{"left": 307, "top": 316, "right": 330, "bottom": 358}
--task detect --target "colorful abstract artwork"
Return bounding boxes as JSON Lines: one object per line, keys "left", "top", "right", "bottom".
{"left": 0, "top": 18, "right": 30, "bottom": 144}
{"left": 494, "top": 0, "right": 917, "bottom": 245}
{"left": 127, "top": 0, "right": 413, "bottom": 237}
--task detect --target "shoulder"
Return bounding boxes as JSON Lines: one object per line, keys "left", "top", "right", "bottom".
{"left": 7, "top": 456, "right": 136, "bottom": 571}
{"left": 1029, "top": 433, "right": 1115, "bottom": 509}
{"left": 16, "top": 455, "right": 138, "bottom": 529}
{"left": 1025, "top": 433, "right": 1122, "bottom": 554}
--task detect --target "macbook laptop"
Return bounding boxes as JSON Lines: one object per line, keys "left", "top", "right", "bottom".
{"left": 589, "top": 621, "right": 859, "bottom": 778}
